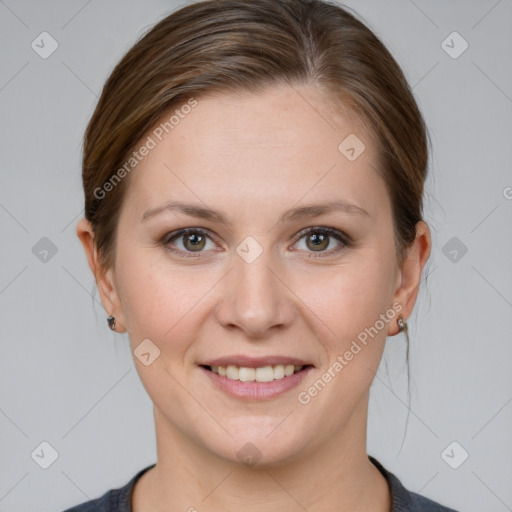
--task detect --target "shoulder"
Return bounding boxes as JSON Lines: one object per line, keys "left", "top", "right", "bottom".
{"left": 61, "top": 464, "right": 156, "bottom": 512}
{"left": 399, "top": 487, "right": 460, "bottom": 512}
{"left": 369, "top": 457, "right": 460, "bottom": 512}
{"left": 61, "top": 488, "right": 120, "bottom": 512}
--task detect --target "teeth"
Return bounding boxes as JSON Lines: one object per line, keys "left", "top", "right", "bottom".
{"left": 255, "top": 366, "right": 274, "bottom": 382}
{"left": 273, "top": 365, "right": 285, "bottom": 379}
{"left": 210, "top": 364, "right": 305, "bottom": 382}
{"left": 239, "top": 367, "right": 256, "bottom": 381}
{"left": 226, "top": 365, "right": 239, "bottom": 380}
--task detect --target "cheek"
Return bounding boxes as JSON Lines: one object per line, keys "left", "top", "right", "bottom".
{"left": 115, "top": 248, "right": 183, "bottom": 340}
{"left": 294, "top": 259, "right": 394, "bottom": 414}
{"left": 295, "top": 255, "right": 394, "bottom": 343}
{"left": 115, "top": 246, "right": 219, "bottom": 361}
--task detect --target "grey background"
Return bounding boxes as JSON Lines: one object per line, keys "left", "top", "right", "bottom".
{"left": 1, "top": 0, "right": 511, "bottom": 511}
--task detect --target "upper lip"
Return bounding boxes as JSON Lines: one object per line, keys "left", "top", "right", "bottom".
{"left": 200, "top": 355, "right": 314, "bottom": 368}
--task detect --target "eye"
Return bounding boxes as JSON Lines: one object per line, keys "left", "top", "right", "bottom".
{"left": 161, "top": 226, "right": 351, "bottom": 259}
{"left": 162, "top": 228, "right": 218, "bottom": 257}
{"left": 292, "top": 227, "right": 351, "bottom": 257}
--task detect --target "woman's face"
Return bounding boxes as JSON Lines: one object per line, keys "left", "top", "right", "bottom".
{"left": 87, "top": 84, "right": 427, "bottom": 466}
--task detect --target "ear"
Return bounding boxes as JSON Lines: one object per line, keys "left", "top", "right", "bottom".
{"left": 388, "top": 220, "right": 431, "bottom": 336}
{"left": 76, "top": 218, "right": 126, "bottom": 332}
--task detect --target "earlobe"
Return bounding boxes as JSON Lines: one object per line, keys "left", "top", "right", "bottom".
{"left": 97, "top": 267, "right": 126, "bottom": 333}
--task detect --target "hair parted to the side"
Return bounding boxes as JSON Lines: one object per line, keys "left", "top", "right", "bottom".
{"left": 82, "top": 0, "right": 431, "bottom": 272}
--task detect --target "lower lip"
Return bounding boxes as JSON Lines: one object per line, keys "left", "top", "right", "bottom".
{"left": 199, "top": 366, "right": 313, "bottom": 400}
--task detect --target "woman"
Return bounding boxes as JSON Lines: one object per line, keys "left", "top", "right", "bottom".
{"left": 66, "top": 0, "right": 458, "bottom": 510}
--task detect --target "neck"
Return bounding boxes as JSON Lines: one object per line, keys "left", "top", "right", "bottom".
{"left": 133, "top": 395, "right": 391, "bottom": 512}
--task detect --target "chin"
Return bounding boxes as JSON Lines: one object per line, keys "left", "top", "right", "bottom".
{"left": 209, "top": 423, "right": 309, "bottom": 469}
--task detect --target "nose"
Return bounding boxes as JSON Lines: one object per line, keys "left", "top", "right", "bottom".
{"left": 214, "top": 244, "right": 295, "bottom": 338}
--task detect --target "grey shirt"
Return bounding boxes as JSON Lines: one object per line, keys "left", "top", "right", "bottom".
{"left": 62, "top": 457, "right": 459, "bottom": 511}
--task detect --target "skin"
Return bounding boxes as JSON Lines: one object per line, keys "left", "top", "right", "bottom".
{"left": 77, "top": 83, "right": 431, "bottom": 512}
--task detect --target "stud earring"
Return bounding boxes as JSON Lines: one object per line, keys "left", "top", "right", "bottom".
{"left": 107, "top": 315, "right": 116, "bottom": 331}
{"left": 397, "top": 316, "right": 407, "bottom": 333}
{"left": 397, "top": 315, "right": 410, "bottom": 347}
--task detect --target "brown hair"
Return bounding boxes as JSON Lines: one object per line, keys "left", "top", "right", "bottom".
{"left": 82, "top": 0, "right": 431, "bottom": 271}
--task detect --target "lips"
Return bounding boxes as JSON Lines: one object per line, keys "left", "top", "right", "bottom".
{"left": 197, "top": 355, "right": 314, "bottom": 399}
{"left": 199, "top": 363, "right": 314, "bottom": 399}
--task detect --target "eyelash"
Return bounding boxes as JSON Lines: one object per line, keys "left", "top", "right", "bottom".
{"left": 161, "top": 227, "right": 352, "bottom": 259}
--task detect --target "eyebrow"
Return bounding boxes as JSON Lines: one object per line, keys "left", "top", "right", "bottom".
{"left": 141, "top": 199, "right": 370, "bottom": 226}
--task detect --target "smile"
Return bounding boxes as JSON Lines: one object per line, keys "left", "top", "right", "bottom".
{"left": 199, "top": 363, "right": 314, "bottom": 400}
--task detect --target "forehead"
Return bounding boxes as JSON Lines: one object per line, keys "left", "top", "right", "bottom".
{"left": 123, "top": 84, "right": 387, "bottom": 219}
